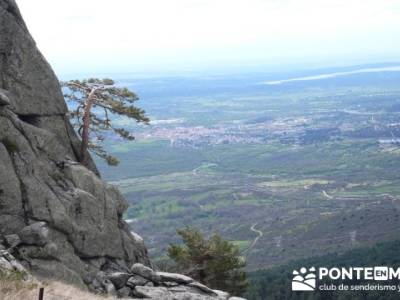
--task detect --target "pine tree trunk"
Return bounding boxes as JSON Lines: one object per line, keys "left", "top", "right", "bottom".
{"left": 80, "top": 88, "right": 97, "bottom": 166}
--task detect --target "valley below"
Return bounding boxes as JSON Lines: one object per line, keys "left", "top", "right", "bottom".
{"left": 95, "top": 64, "right": 400, "bottom": 271}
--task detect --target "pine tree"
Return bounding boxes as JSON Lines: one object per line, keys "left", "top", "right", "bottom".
{"left": 61, "top": 78, "right": 149, "bottom": 166}
{"left": 168, "top": 227, "right": 248, "bottom": 296}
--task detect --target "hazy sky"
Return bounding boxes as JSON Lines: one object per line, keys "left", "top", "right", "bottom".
{"left": 16, "top": 0, "right": 400, "bottom": 75}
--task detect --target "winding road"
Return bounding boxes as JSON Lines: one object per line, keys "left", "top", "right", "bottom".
{"left": 322, "top": 190, "right": 333, "bottom": 199}
{"left": 242, "top": 223, "right": 263, "bottom": 255}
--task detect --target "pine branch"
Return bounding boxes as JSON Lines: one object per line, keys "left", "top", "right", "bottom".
{"left": 62, "top": 78, "right": 149, "bottom": 166}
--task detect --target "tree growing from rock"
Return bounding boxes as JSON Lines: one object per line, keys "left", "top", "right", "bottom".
{"left": 168, "top": 227, "right": 248, "bottom": 296}
{"left": 61, "top": 78, "right": 149, "bottom": 166}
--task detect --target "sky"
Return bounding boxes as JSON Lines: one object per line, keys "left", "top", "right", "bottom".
{"left": 16, "top": 0, "right": 400, "bottom": 75}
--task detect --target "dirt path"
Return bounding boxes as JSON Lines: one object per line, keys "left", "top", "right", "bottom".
{"left": 242, "top": 223, "right": 263, "bottom": 255}
{"left": 192, "top": 163, "right": 218, "bottom": 175}
{"left": 322, "top": 190, "right": 333, "bottom": 199}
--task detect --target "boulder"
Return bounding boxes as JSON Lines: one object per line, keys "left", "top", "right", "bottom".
{"left": 18, "top": 222, "right": 49, "bottom": 246}
{"left": 156, "top": 271, "right": 194, "bottom": 284}
{"left": 130, "top": 263, "right": 160, "bottom": 282}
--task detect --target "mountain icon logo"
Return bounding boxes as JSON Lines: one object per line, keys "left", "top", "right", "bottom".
{"left": 292, "top": 267, "right": 316, "bottom": 291}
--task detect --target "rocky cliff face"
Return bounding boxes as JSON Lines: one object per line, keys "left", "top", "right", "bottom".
{"left": 0, "top": 0, "right": 150, "bottom": 286}
{"left": 0, "top": 1, "right": 245, "bottom": 299}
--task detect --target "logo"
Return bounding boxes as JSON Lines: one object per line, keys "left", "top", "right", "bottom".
{"left": 374, "top": 267, "right": 389, "bottom": 281}
{"left": 290, "top": 266, "right": 400, "bottom": 292}
{"left": 292, "top": 267, "right": 316, "bottom": 291}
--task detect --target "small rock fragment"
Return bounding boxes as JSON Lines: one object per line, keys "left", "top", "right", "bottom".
{"left": 126, "top": 274, "right": 149, "bottom": 287}
{"left": 0, "top": 90, "right": 10, "bottom": 106}
{"left": 104, "top": 282, "right": 117, "bottom": 296}
{"left": 145, "top": 281, "right": 154, "bottom": 287}
{"left": 117, "top": 286, "right": 132, "bottom": 298}
{"left": 4, "top": 234, "right": 20, "bottom": 248}
{"left": 106, "top": 272, "right": 131, "bottom": 289}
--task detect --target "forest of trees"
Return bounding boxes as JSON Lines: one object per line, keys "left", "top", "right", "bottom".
{"left": 245, "top": 240, "right": 400, "bottom": 300}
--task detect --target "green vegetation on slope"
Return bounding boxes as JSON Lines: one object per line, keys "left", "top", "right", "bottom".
{"left": 168, "top": 227, "right": 248, "bottom": 296}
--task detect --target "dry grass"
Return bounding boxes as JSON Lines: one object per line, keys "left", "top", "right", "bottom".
{"left": 0, "top": 274, "right": 117, "bottom": 300}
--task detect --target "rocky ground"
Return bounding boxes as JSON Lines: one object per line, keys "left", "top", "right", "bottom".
{"left": 0, "top": 246, "right": 244, "bottom": 300}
